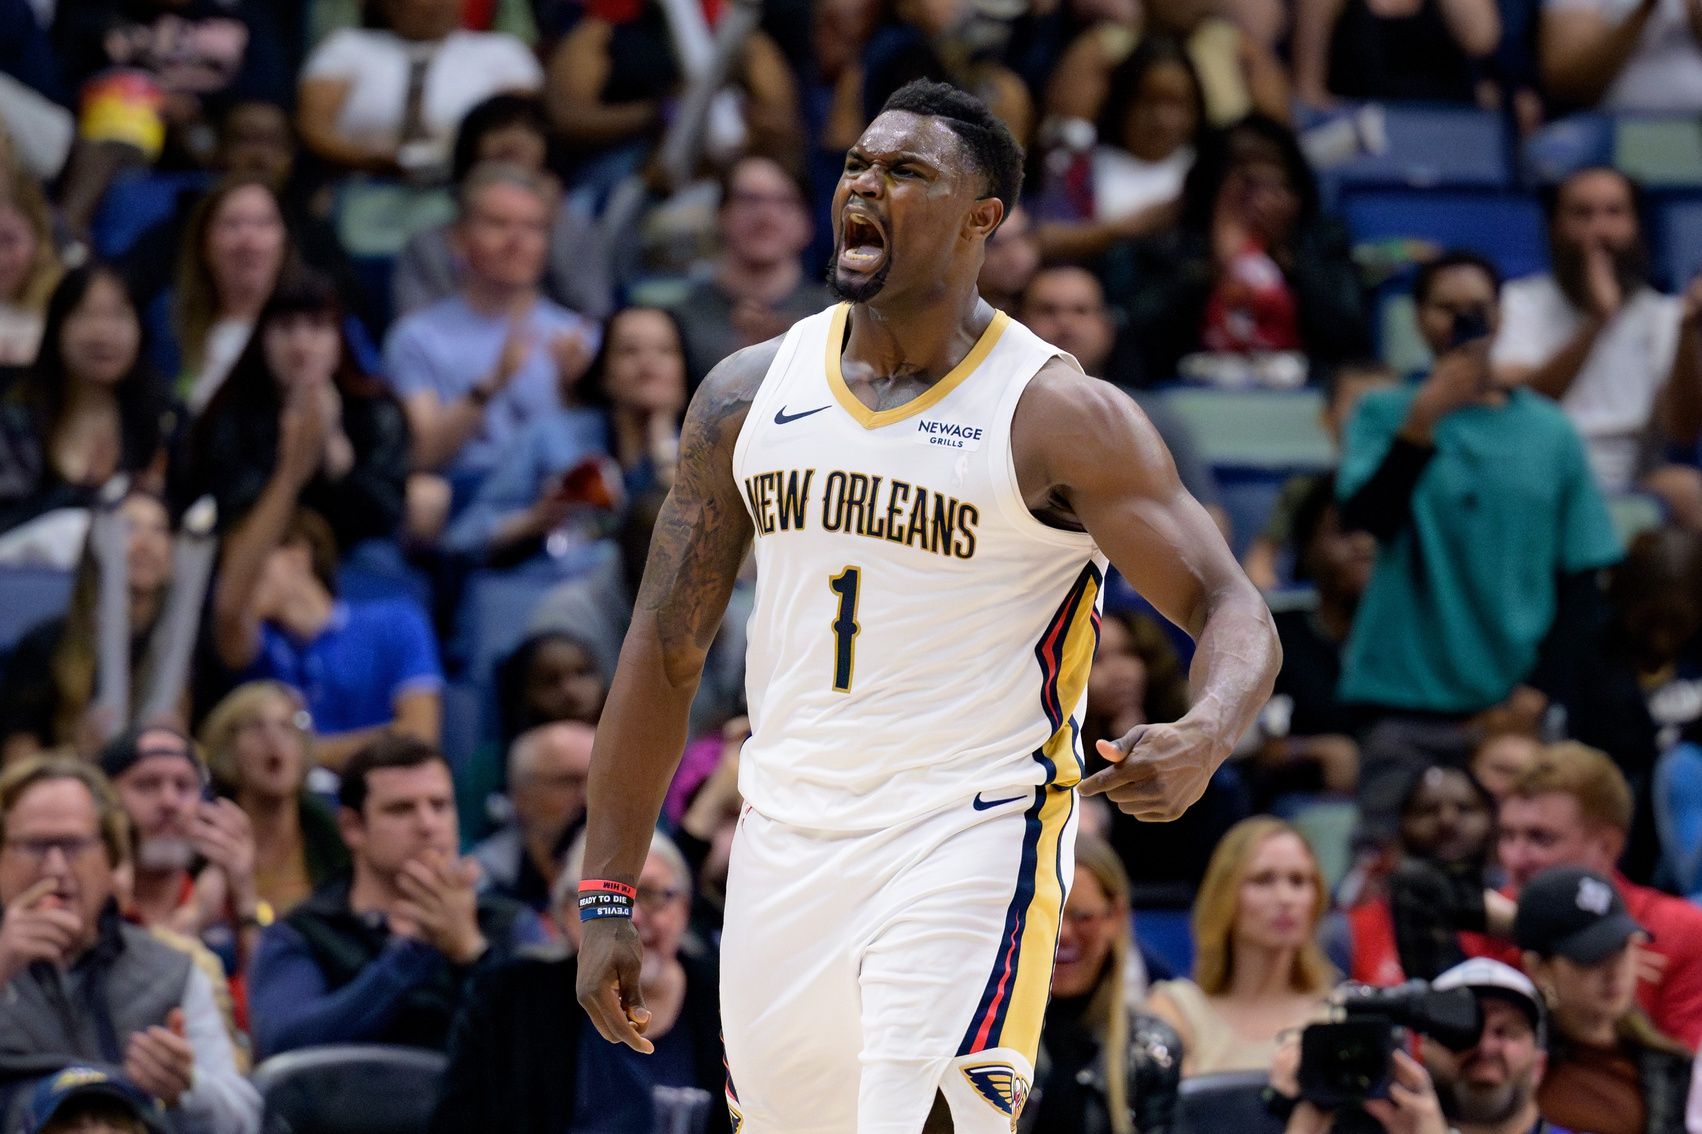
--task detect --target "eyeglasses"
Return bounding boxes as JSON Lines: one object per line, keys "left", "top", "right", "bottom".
{"left": 4, "top": 835, "right": 104, "bottom": 865}
{"left": 1063, "top": 906, "right": 1118, "bottom": 928}
{"left": 634, "top": 885, "right": 685, "bottom": 913}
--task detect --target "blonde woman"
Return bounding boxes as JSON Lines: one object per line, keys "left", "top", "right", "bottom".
{"left": 1146, "top": 816, "right": 1335, "bottom": 1076}
{"left": 199, "top": 681, "right": 348, "bottom": 916}
{"left": 1027, "top": 833, "right": 1182, "bottom": 1134}
{"left": 0, "top": 164, "right": 62, "bottom": 365}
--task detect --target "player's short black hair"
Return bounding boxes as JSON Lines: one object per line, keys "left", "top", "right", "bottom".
{"left": 878, "top": 79, "right": 1024, "bottom": 224}
{"left": 1413, "top": 249, "right": 1502, "bottom": 308}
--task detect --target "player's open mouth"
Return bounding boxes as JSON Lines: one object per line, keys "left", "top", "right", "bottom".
{"left": 838, "top": 211, "right": 887, "bottom": 273}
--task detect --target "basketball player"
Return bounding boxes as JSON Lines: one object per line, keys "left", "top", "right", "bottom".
{"left": 576, "top": 80, "right": 1281, "bottom": 1134}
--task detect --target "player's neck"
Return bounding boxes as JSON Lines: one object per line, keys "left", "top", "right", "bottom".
{"left": 845, "top": 287, "right": 992, "bottom": 384}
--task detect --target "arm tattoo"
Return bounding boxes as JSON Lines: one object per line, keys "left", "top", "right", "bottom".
{"left": 634, "top": 343, "right": 770, "bottom": 684}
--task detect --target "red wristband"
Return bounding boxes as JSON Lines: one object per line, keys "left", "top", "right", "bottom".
{"left": 578, "top": 878, "right": 638, "bottom": 899}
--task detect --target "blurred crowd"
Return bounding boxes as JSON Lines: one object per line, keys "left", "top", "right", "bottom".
{"left": 0, "top": 0, "right": 1699, "bottom": 1129}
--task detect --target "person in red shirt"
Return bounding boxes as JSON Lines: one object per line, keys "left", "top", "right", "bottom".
{"left": 1489, "top": 742, "right": 1702, "bottom": 1050}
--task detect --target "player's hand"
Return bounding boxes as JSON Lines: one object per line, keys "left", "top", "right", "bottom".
{"left": 1082, "top": 718, "right": 1228, "bottom": 821}
{"left": 576, "top": 917, "right": 654, "bottom": 1053}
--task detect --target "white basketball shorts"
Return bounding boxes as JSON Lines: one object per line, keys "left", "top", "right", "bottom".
{"left": 719, "top": 782, "right": 1078, "bottom": 1133}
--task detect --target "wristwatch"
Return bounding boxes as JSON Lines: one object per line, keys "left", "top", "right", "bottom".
{"left": 238, "top": 900, "right": 275, "bottom": 931}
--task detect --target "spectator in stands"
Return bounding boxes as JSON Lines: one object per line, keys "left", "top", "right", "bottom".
{"left": 1146, "top": 816, "right": 1334, "bottom": 1076}
{"left": 976, "top": 203, "right": 1040, "bottom": 315}
{"left": 382, "top": 163, "right": 599, "bottom": 514}
{"left": 392, "top": 94, "right": 612, "bottom": 322}
{"left": 1338, "top": 250, "right": 1620, "bottom": 847}
{"left": 248, "top": 735, "right": 542, "bottom": 1056}
{"left": 119, "top": 100, "right": 371, "bottom": 334}
{"left": 1254, "top": 474, "right": 1374, "bottom": 802}
{"left": 543, "top": 0, "right": 801, "bottom": 188}
{"left": 0, "top": 265, "right": 169, "bottom": 539}
{"left": 444, "top": 305, "right": 685, "bottom": 563}
{"left": 430, "top": 829, "right": 728, "bottom": 1133}
{"left": 99, "top": 726, "right": 264, "bottom": 972}
{"left": 0, "top": 488, "right": 171, "bottom": 761}
{"left": 1538, "top": 0, "right": 1702, "bottom": 110}
{"left": 1109, "top": 115, "right": 1369, "bottom": 386}
{"left": 1469, "top": 717, "right": 1543, "bottom": 802}
{"left": 0, "top": 756, "right": 259, "bottom": 1133}
{"left": 1492, "top": 168, "right": 1702, "bottom": 519}
{"left": 1349, "top": 764, "right": 1497, "bottom": 986}
{"left": 1015, "top": 265, "right": 1227, "bottom": 527}
{"left": 0, "top": 164, "right": 60, "bottom": 367}
{"left": 166, "top": 176, "right": 289, "bottom": 414}
{"left": 1292, "top": 0, "right": 1501, "bottom": 105}
{"left": 212, "top": 501, "right": 443, "bottom": 772}
{"left": 1026, "top": 834, "right": 1185, "bottom": 1134}
{"left": 1515, "top": 866, "right": 1693, "bottom": 1133}
{"left": 1495, "top": 743, "right": 1702, "bottom": 1049}
{"left": 175, "top": 269, "right": 409, "bottom": 553}
{"left": 48, "top": 0, "right": 290, "bottom": 233}
{"left": 1241, "top": 358, "right": 1395, "bottom": 591}
{"left": 1034, "top": 37, "right": 1204, "bottom": 264}
{"left": 668, "top": 719, "right": 746, "bottom": 947}
{"left": 668, "top": 155, "right": 829, "bottom": 386}
{"left": 471, "top": 722, "right": 593, "bottom": 911}
{"left": 19, "top": 1065, "right": 171, "bottom": 1134}
{"left": 296, "top": 0, "right": 543, "bottom": 180}
{"left": 1277, "top": 956, "right": 1551, "bottom": 1134}
{"left": 199, "top": 681, "right": 349, "bottom": 918}
{"left": 1042, "top": 0, "right": 1291, "bottom": 133}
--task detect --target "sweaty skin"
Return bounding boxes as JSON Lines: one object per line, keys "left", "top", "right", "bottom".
{"left": 575, "top": 107, "right": 1280, "bottom": 1055}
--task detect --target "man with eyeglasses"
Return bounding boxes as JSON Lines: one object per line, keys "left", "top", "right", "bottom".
{"left": 0, "top": 756, "right": 259, "bottom": 1133}
{"left": 98, "top": 727, "right": 264, "bottom": 975}
{"left": 431, "top": 830, "right": 729, "bottom": 1133}
{"left": 471, "top": 721, "right": 595, "bottom": 911}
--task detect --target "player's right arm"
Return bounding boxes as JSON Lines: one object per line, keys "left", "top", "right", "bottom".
{"left": 574, "top": 339, "right": 773, "bottom": 1051}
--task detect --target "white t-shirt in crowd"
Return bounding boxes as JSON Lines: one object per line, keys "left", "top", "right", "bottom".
{"left": 1092, "top": 145, "right": 1193, "bottom": 223}
{"left": 1544, "top": 0, "right": 1702, "bottom": 111}
{"left": 1491, "top": 273, "right": 1682, "bottom": 493}
{"left": 302, "top": 28, "right": 543, "bottom": 162}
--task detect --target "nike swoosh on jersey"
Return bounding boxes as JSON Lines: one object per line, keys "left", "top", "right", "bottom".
{"left": 972, "top": 791, "right": 1029, "bottom": 811}
{"left": 774, "top": 404, "right": 829, "bottom": 425}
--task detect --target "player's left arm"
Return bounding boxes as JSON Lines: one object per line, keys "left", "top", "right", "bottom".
{"left": 1012, "top": 361, "right": 1281, "bottom": 820}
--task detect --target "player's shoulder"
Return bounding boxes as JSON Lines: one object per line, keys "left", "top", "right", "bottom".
{"left": 1017, "top": 356, "right": 1152, "bottom": 438}
{"left": 689, "top": 335, "right": 789, "bottom": 432}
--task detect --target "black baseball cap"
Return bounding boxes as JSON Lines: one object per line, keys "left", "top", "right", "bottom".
{"left": 98, "top": 725, "right": 204, "bottom": 783}
{"left": 1513, "top": 866, "right": 1649, "bottom": 965}
{"left": 24, "top": 1066, "right": 167, "bottom": 1133}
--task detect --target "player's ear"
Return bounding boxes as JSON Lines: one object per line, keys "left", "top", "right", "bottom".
{"left": 965, "top": 196, "right": 1003, "bottom": 241}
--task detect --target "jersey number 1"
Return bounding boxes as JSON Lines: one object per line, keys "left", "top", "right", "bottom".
{"left": 828, "top": 566, "right": 861, "bottom": 693}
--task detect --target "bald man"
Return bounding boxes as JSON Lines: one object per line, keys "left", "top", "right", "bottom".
{"left": 473, "top": 723, "right": 595, "bottom": 910}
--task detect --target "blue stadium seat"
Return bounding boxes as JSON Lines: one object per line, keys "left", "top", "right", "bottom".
{"left": 1156, "top": 389, "right": 1334, "bottom": 472}
{"left": 251, "top": 1044, "right": 446, "bottom": 1134}
{"left": 1341, "top": 189, "right": 1549, "bottom": 281}
{"left": 1614, "top": 116, "right": 1702, "bottom": 190}
{"left": 1653, "top": 742, "right": 1702, "bottom": 900}
{"left": 91, "top": 171, "right": 212, "bottom": 260}
{"left": 1322, "top": 105, "right": 1514, "bottom": 196}
{"left": 1134, "top": 908, "right": 1195, "bottom": 980}
{"left": 1173, "top": 1070, "right": 1286, "bottom": 1134}
{"left": 1652, "top": 196, "right": 1702, "bottom": 292}
{"left": 0, "top": 565, "right": 74, "bottom": 657}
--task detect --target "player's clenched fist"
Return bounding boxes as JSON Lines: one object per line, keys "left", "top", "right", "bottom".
{"left": 575, "top": 918, "right": 654, "bottom": 1054}
{"left": 1081, "top": 719, "right": 1232, "bottom": 821}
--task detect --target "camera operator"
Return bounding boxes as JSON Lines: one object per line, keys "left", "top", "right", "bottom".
{"left": 1269, "top": 959, "right": 1555, "bottom": 1134}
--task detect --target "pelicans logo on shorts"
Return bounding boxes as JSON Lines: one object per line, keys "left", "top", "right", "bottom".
{"left": 961, "top": 1063, "right": 1030, "bottom": 1128}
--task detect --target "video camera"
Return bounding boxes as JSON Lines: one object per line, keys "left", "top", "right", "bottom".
{"left": 1298, "top": 981, "right": 1482, "bottom": 1111}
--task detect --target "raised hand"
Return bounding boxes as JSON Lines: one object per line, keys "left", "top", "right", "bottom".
{"left": 0, "top": 878, "right": 83, "bottom": 983}
{"left": 394, "top": 851, "right": 486, "bottom": 965}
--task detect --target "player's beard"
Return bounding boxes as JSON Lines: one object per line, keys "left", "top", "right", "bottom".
{"left": 826, "top": 240, "right": 892, "bottom": 303}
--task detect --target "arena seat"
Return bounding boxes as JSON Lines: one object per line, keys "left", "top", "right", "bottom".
{"left": 0, "top": 564, "right": 74, "bottom": 656}
{"left": 1173, "top": 1069, "right": 1286, "bottom": 1134}
{"left": 1605, "top": 493, "right": 1666, "bottom": 547}
{"left": 1652, "top": 196, "right": 1702, "bottom": 292}
{"left": 91, "top": 170, "right": 212, "bottom": 259}
{"left": 1341, "top": 189, "right": 1549, "bottom": 282}
{"left": 1321, "top": 105, "right": 1513, "bottom": 196}
{"left": 1133, "top": 907, "right": 1195, "bottom": 980}
{"left": 251, "top": 1044, "right": 446, "bottom": 1134}
{"left": 1653, "top": 742, "right": 1702, "bottom": 900}
{"left": 1156, "top": 389, "right": 1334, "bottom": 473}
{"left": 1614, "top": 117, "right": 1702, "bottom": 190}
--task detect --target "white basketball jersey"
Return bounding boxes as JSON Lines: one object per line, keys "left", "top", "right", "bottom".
{"left": 730, "top": 303, "right": 1109, "bottom": 832}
